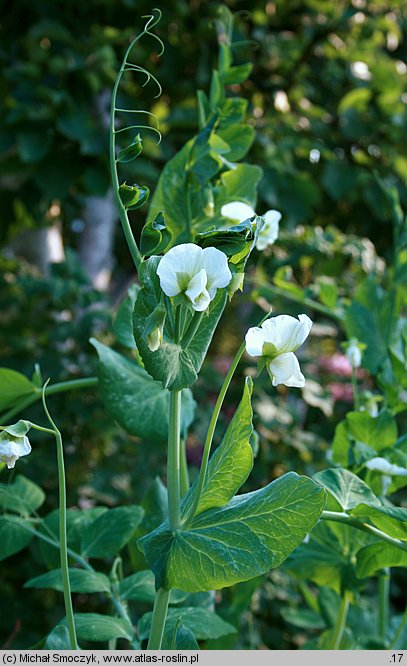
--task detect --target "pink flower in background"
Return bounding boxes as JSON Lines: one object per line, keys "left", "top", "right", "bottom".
{"left": 319, "top": 353, "right": 353, "bottom": 377}
{"left": 328, "top": 382, "right": 354, "bottom": 403}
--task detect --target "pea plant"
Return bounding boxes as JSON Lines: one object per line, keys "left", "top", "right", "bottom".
{"left": 1, "top": 8, "right": 406, "bottom": 651}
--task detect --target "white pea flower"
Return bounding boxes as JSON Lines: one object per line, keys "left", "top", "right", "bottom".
{"left": 365, "top": 457, "right": 407, "bottom": 477}
{"left": 346, "top": 338, "right": 362, "bottom": 368}
{"left": 157, "top": 243, "right": 232, "bottom": 312}
{"left": 246, "top": 314, "right": 313, "bottom": 388}
{"left": 220, "top": 201, "right": 281, "bottom": 250}
{"left": 0, "top": 430, "right": 31, "bottom": 469}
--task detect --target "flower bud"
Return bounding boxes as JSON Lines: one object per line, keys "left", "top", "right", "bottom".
{"left": 142, "top": 303, "right": 166, "bottom": 352}
{"left": 345, "top": 339, "right": 362, "bottom": 368}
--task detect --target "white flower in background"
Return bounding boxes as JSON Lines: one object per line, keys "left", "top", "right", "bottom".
{"left": 220, "top": 202, "right": 281, "bottom": 251}
{"left": 246, "top": 314, "right": 313, "bottom": 388}
{"left": 365, "top": 457, "right": 407, "bottom": 477}
{"left": 157, "top": 243, "right": 232, "bottom": 312}
{"left": 346, "top": 338, "right": 362, "bottom": 368}
{"left": 0, "top": 430, "right": 31, "bottom": 469}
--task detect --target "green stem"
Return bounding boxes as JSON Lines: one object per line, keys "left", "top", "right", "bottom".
{"left": 390, "top": 605, "right": 407, "bottom": 649}
{"left": 379, "top": 568, "right": 390, "bottom": 644}
{"left": 54, "top": 430, "right": 78, "bottom": 650}
{"left": 147, "top": 588, "right": 170, "bottom": 650}
{"left": 179, "top": 438, "right": 189, "bottom": 497}
{"left": 0, "top": 377, "right": 98, "bottom": 424}
{"left": 182, "top": 339, "right": 246, "bottom": 527}
{"left": 321, "top": 511, "right": 407, "bottom": 552}
{"left": 167, "top": 391, "right": 182, "bottom": 530}
{"left": 181, "top": 311, "right": 204, "bottom": 348}
{"left": 331, "top": 591, "right": 351, "bottom": 649}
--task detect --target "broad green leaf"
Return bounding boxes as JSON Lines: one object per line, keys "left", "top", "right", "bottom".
{"left": 0, "top": 368, "right": 37, "bottom": 411}
{"left": 91, "top": 340, "right": 196, "bottom": 440}
{"left": 0, "top": 516, "right": 33, "bottom": 561}
{"left": 133, "top": 257, "right": 227, "bottom": 390}
{"left": 285, "top": 521, "right": 369, "bottom": 593}
{"left": 62, "top": 613, "right": 134, "bottom": 642}
{"left": 350, "top": 503, "right": 407, "bottom": 540}
{"left": 138, "top": 607, "right": 235, "bottom": 641}
{"left": 39, "top": 507, "right": 107, "bottom": 569}
{"left": 0, "top": 420, "right": 31, "bottom": 437}
{"left": 215, "top": 164, "right": 262, "bottom": 210}
{"left": 162, "top": 624, "right": 199, "bottom": 650}
{"left": 140, "top": 472, "right": 326, "bottom": 592}
{"left": 81, "top": 505, "right": 144, "bottom": 558}
{"left": 356, "top": 542, "right": 407, "bottom": 579}
{"left": 182, "top": 377, "right": 254, "bottom": 517}
{"left": 44, "top": 626, "right": 71, "bottom": 650}
{"left": 347, "top": 411, "right": 397, "bottom": 451}
{"left": 25, "top": 568, "right": 111, "bottom": 593}
{"left": 118, "top": 570, "right": 187, "bottom": 605}
{"left": 218, "top": 124, "right": 255, "bottom": 161}
{"left": 0, "top": 475, "right": 45, "bottom": 515}
{"left": 113, "top": 284, "right": 139, "bottom": 349}
{"left": 344, "top": 278, "right": 392, "bottom": 374}
{"left": 313, "top": 468, "right": 380, "bottom": 511}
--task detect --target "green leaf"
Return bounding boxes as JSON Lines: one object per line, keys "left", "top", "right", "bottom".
{"left": 133, "top": 257, "right": 227, "bottom": 390}
{"left": 138, "top": 607, "right": 235, "bottom": 641}
{"left": 356, "top": 542, "right": 407, "bottom": 579}
{"left": 44, "top": 626, "right": 71, "bottom": 650}
{"left": 0, "top": 517, "right": 33, "bottom": 561}
{"left": 345, "top": 278, "right": 392, "bottom": 374}
{"left": 81, "top": 505, "right": 144, "bottom": 559}
{"left": 313, "top": 468, "right": 380, "bottom": 511}
{"left": 285, "top": 521, "right": 369, "bottom": 593}
{"left": 117, "top": 134, "right": 143, "bottom": 163}
{"left": 91, "top": 340, "right": 196, "bottom": 440}
{"left": 62, "top": 613, "right": 134, "bottom": 642}
{"left": 215, "top": 164, "right": 262, "bottom": 210}
{"left": 346, "top": 411, "right": 397, "bottom": 451}
{"left": 182, "top": 377, "right": 254, "bottom": 517}
{"left": 162, "top": 624, "right": 199, "bottom": 650}
{"left": 220, "top": 62, "right": 253, "bottom": 86}
{"left": 0, "top": 368, "right": 37, "bottom": 411}
{"left": 217, "top": 123, "right": 255, "bottom": 161}
{"left": 0, "top": 475, "right": 45, "bottom": 516}
{"left": 140, "top": 212, "right": 171, "bottom": 257}
{"left": 113, "top": 284, "right": 139, "bottom": 349}
{"left": 119, "top": 183, "right": 149, "bottom": 210}
{"left": 118, "top": 570, "right": 187, "bottom": 605}
{"left": 25, "top": 568, "right": 111, "bottom": 593}
{"left": 140, "top": 472, "right": 326, "bottom": 592}
{"left": 350, "top": 503, "right": 407, "bottom": 540}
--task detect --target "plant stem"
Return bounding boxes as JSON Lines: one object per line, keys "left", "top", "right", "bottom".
{"left": 182, "top": 339, "right": 246, "bottom": 527}
{"left": 331, "top": 590, "right": 351, "bottom": 649}
{"left": 147, "top": 588, "right": 170, "bottom": 650}
{"left": 379, "top": 568, "right": 390, "bottom": 644}
{"left": 179, "top": 438, "right": 189, "bottom": 497}
{"left": 0, "top": 377, "right": 98, "bottom": 424}
{"left": 167, "top": 391, "right": 182, "bottom": 530}
{"left": 321, "top": 511, "right": 407, "bottom": 552}
{"left": 55, "top": 428, "right": 78, "bottom": 650}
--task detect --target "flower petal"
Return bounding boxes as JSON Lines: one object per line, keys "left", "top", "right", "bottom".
{"left": 185, "top": 268, "right": 211, "bottom": 311}
{"left": 256, "top": 209, "right": 281, "bottom": 250}
{"left": 221, "top": 201, "right": 255, "bottom": 223}
{"left": 245, "top": 326, "right": 266, "bottom": 357}
{"left": 201, "top": 247, "right": 232, "bottom": 296}
{"left": 268, "top": 352, "right": 305, "bottom": 387}
{"left": 261, "top": 314, "right": 312, "bottom": 353}
{"left": 157, "top": 244, "right": 202, "bottom": 296}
